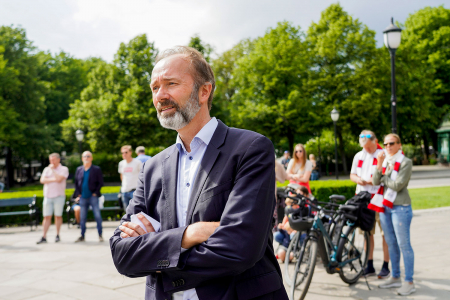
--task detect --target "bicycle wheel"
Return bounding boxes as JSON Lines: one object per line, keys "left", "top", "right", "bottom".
{"left": 290, "top": 237, "right": 317, "bottom": 300}
{"left": 336, "top": 226, "right": 369, "bottom": 284}
{"left": 284, "top": 231, "right": 300, "bottom": 287}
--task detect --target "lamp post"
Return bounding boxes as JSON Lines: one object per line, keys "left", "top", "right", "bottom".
{"left": 75, "top": 129, "right": 84, "bottom": 163}
{"left": 383, "top": 17, "right": 402, "bottom": 134}
{"left": 331, "top": 108, "right": 340, "bottom": 180}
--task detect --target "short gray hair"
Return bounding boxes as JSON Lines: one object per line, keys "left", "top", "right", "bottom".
{"left": 136, "top": 146, "right": 145, "bottom": 154}
{"left": 155, "top": 46, "right": 215, "bottom": 110}
{"left": 49, "top": 153, "right": 60, "bottom": 159}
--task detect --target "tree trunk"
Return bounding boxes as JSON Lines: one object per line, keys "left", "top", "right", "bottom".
{"left": 6, "top": 147, "right": 14, "bottom": 188}
{"left": 422, "top": 134, "right": 430, "bottom": 160}
{"left": 337, "top": 130, "right": 348, "bottom": 174}
{"left": 287, "top": 128, "right": 294, "bottom": 155}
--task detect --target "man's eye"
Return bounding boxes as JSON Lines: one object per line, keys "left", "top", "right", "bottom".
{"left": 152, "top": 86, "right": 158, "bottom": 91}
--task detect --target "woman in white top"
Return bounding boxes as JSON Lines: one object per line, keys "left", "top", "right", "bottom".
{"left": 286, "top": 144, "right": 313, "bottom": 194}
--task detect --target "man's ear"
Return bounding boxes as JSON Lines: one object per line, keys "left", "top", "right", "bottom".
{"left": 199, "top": 83, "right": 212, "bottom": 105}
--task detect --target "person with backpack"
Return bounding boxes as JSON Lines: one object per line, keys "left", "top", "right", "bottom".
{"left": 350, "top": 130, "right": 390, "bottom": 279}
{"left": 371, "top": 133, "right": 415, "bottom": 296}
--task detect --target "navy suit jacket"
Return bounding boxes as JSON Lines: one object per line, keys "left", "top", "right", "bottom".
{"left": 73, "top": 165, "right": 104, "bottom": 198}
{"left": 110, "top": 121, "right": 288, "bottom": 300}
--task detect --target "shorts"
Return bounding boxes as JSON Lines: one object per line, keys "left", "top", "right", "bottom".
{"left": 43, "top": 196, "right": 66, "bottom": 217}
{"left": 359, "top": 212, "right": 383, "bottom": 235}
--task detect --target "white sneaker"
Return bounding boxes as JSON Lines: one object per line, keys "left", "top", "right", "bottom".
{"left": 378, "top": 277, "right": 402, "bottom": 289}
{"left": 397, "top": 282, "right": 416, "bottom": 296}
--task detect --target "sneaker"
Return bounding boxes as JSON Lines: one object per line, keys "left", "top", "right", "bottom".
{"left": 75, "top": 236, "right": 85, "bottom": 243}
{"left": 377, "top": 268, "right": 390, "bottom": 279}
{"left": 99, "top": 236, "right": 104, "bottom": 242}
{"left": 36, "top": 237, "right": 47, "bottom": 244}
{"left": 55, "top": 235, "right": 60, "bottom": 243}
{"left": 397, "top": 282, "right": 416, "bottom": 296}
{"left": 379, "top": 277, "right": 402, "bottom": 289}
{"left": 363, "top": 266, "right": 376, "bottom": 276}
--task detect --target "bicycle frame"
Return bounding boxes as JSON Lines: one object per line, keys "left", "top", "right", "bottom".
{"left": 308, "top": 212, "right": 361, "bottom": 274}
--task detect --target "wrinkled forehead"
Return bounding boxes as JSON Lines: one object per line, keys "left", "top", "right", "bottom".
{"left": 151, "top": 54, "right": 193, "bottom": 84}
{"left": 384, "top": 135, "right": 398, "bottom": 143}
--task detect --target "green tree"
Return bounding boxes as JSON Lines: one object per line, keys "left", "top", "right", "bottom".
{"left": 400, "top": 6, "right": 450, "bottom": 153}
{"left": 305, "top": 4, "right": 384, "bottom": 172}
{"left": 230, "top": 22, "right": 311, "bottom": 152}
{"left": 211, "top": 39, "right": 254, "bottom": 125}
{"left": 62, "top": 34, "right": 171, "bottom": 154}
{"left": 188, "top": 34, "right": 214, "bottom": 62}
{"left": 0, "top": 26, "right": 53, "bottom": 186}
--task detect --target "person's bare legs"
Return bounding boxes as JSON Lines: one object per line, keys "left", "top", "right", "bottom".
{"left": 74, "top": 206, "right": 81, "bottom": 224}
{"left": 42, "top": 216, "right": 52, "bottom": 238}
{"left": 369, "top": 235, "right": 375, "bottom": 260}
{"left": 55, "top": 216, "right": 63, "bottom": 236}
{"left": 277, "top": 249, "right": 286, "bottom": 262}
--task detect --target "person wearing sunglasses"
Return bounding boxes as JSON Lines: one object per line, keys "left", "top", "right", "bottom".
{"left": 372, "top": 133, "right": 415, "bottom": 296}
{"left": 286, "top": 144, "right": 313, "bottom": 194}
{"left": 118, "top": 145, "right": 143, "bottom": 209}
{"left": 350, "top": 130, "right": 391, "bottom": 279}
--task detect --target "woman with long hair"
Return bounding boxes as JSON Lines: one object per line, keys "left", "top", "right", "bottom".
{"left": 286, "top": 144, "right": 313, "bottom": 194}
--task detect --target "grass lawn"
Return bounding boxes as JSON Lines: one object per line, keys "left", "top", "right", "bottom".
{"left": 2, "top": 182, "right": 449, "bottom": 211}
{"left": 409, "top": 186, "right": 450, "bottom": 210}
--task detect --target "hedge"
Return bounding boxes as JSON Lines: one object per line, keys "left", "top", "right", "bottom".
{"left": 277, "top": 180, "right": 357, "bottom": 203}
{"left": 0, "top": 186, "right": 121, "bottom": 227}
{"left": 1, "top": 180, "right": 358, "bottom": 226}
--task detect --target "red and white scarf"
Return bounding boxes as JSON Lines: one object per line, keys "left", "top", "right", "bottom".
{"left": 355, "top": 146, "right": 383, "bottom": 196}
{"left": 368, "top": 150, "right": 405, "bottom": 213}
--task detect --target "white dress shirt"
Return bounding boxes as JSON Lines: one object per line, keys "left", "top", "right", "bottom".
{"left": 172, "top": 117, "right": 218, "bottom": 300}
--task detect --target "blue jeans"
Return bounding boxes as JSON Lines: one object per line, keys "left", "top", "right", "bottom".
{"left": 122, "top": 190, "right": 135, "bottom": 209}
{"left": 275, "top": 229, "right": 291, "bottom": 248}
{"left": 379, "top": 205, "right": 414, "bottom": 282}
{"left": 80, "top": 196, "right": 102, "bottom": 237}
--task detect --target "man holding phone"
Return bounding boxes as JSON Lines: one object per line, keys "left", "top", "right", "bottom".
{"left": 350, "top": 130, "right": 390, "bottom": 279}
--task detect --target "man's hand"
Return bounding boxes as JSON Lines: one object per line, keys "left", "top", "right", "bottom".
{"left": 181, "top": 222, "right": 220, "bottom": 249}
{"left": 120, "top": 214, "right": 155, "bottom": 238}
{"left": 357, "top": 178, "right": 367, "bottom": 186}
{"left": 75, "top": 196, "right": 80, "bottom": 203}
{"left": 49, "top": 164, "right": 55, "bottom": 170}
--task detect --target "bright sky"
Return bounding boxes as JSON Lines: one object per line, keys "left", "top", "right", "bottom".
{"left": 0, "top": 0, "right": 447, "bottom": 61}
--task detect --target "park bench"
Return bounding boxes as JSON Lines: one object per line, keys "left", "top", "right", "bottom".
{"left": 0, "top": 196, "right": 39, "bottom": 231}
{"left": 66, "top": 193, "right": 123, "bottom": 228}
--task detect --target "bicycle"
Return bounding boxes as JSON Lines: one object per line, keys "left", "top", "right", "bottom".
{"left": 283, "top": 193, "right": 341, "bottom": 288}
{"left": 286, "top": 194, "right": 370, "bottom": 300}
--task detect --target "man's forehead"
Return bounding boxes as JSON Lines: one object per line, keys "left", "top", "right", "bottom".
{"left": 151, "top": 54, "right": 191, "bottom": 81}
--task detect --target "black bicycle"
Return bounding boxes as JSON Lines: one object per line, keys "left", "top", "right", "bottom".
{"left": 286, "top": 194, "right": 370, "bottom": 300}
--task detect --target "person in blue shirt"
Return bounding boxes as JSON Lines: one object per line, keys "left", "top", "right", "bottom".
{"left": 135, "top": 146, "right": 152, "bottom": 164}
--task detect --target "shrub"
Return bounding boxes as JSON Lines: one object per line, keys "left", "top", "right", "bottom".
{"left": 277, "top": 180, "right": 357, "bottom": 203}
{"left": 0, "top": 186, "right": 121, "bottom": 226}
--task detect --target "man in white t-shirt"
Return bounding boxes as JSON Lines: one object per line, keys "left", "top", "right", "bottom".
{"left": 118, "top": 145, "right": 142, "bottom": 209}
{"left": 37, "top": 153, "right": 69, "bottom": 244}
{"left": 350, "top": 130, "right": 390, "bottom": 279}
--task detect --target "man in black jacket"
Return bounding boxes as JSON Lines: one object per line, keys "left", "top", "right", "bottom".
{"left": 73, "top": 151, "right": 104, "bottom": 242}
{"left": 110, "top": 47, "right": 288, "bottom": 300}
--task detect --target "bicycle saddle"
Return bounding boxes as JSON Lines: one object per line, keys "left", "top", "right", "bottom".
{"left": 329, "top": 194, "right": 346, "bottom": 202}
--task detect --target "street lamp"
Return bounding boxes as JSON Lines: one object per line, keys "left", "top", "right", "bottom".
{"left": 75, "top": 129, "right": 84, "bottom": 162}
{"left": 331, "top": 108, "right": 340, "bottom": 180}
{"left": 383, "top": 17, "right": 402, "bottom": 134}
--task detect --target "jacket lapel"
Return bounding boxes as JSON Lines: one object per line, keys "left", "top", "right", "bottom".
{"left": 162, "top": 146, "right": 179, "bottom": 229}
{"left": 186, "top": 121, "right": 228, "bottom": 224}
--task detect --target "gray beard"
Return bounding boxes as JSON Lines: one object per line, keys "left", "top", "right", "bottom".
{"left": 156, "top": 88, "right": 201, "bottom": 131}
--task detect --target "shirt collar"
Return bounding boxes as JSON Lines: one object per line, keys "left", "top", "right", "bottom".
{"left": 176, "top": 117, "right": 218, "bottom": 154}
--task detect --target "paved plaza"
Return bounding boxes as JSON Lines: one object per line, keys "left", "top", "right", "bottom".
{"left": 1, "top": 206, "right": 450, "bottom": 299}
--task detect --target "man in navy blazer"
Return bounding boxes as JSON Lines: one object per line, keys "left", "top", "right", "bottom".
{"left": 110, "top": 46, "right": 288, "bottom": 300}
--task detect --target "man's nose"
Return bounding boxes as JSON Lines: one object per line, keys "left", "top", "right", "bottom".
{"left": 154, "top": 86, "right": 169, "bottom": 102}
